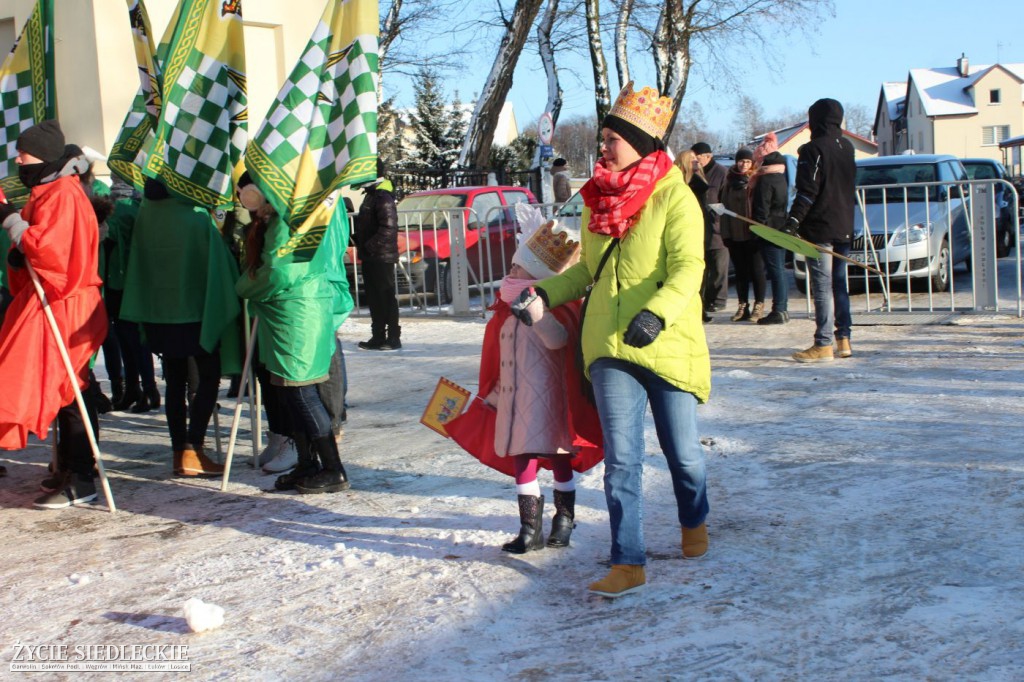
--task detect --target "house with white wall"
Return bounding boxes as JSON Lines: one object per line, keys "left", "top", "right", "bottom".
{"left": 873, "top": 54, "right": 1024, "bottom": 160}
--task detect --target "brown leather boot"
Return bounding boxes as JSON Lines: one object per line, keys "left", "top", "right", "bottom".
{"left": 178, "top": 446, "right": 225, "bottom": 477}
{"left": 588, "top": 565, "right": 646, "bottom": 597}
{"left": 682, "top": 523, "right": 709, "bottom": 559}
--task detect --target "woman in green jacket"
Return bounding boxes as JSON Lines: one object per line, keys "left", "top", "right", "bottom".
{"left": 235, "top": 175, "right": 349, "bottom": 495}
{"left": 515, "top": 83, "right": 712, "bottom": 598}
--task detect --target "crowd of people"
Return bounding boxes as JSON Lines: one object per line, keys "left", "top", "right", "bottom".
{"left": 0, "top": 90, "right": 856, "bottom": 597}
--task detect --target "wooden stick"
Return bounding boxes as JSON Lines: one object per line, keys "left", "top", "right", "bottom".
{"left": 220, "top": 315, "right": 259, "bottom": 491}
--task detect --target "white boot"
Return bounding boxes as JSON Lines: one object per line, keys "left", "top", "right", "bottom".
{"left": 260, "top": 432, "right": 296, "bottom": 471}
{"left": 259, "top": 433, "right": 293, "bottom": 471}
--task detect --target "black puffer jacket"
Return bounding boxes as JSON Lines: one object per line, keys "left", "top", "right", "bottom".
{"left": 788, "top": 98, "right": 856, "bottom": 243}
{"left": 355, "top": 179, "right": 399, "bottom": 264}
{"left": 752, "top": 154, "right": 789, "bottom": 230}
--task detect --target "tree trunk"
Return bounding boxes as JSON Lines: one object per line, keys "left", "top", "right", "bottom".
{"left": 585, "top": 0, "right": 610, "bottom": 140}
{"left": 537, "top": 0, "right": 562, "bottom": 126}
{"left": 378, "top": 0, "right": 403, "bottom": 98}
{"left": 653, "top": 0, "right": 695, "bottom": 141}
{"left": 614, "top": 0, "right": 634, "bottom": 89}
{"left": 458, "top": 0, "right": 545, "bottom": 169}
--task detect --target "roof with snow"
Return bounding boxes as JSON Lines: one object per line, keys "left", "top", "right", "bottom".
{"left": 909, "top": 63, "right": 1024, "bottom": 117}
{"left": 750, "top": 122, "right": 877, "bottom": 149}
{"left": 880, "top": 81, "right": 907, "bottom": 120}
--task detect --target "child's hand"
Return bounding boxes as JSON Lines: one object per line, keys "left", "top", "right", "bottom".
{"left": 510, "top": 287, "right": 545, "bottom": 326}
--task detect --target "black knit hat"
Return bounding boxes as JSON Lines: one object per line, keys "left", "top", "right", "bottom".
{"left": 17, "top": 120, "right": 66, "bottom": 163}
{"left": 735, "top": 147, "right": 754, "bottom": 162}
{"left": 602, "top": 114, "right": 660, "bottom": 158}
{"left": 691, "top": 141, "right": 712, "bottom": 155}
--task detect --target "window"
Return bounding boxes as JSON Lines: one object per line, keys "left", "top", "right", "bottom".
{"left": 469, "top": 192, "right": 502, "bottom": 227}
{"left": 982, "top": 125, "right": 1011, "bottom": 146}
{"left": 989, "top": 89, "right": 1001, "bottom": 104}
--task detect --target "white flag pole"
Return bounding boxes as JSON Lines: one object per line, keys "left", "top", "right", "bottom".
{"left": 25, "top": 261, "right": 115, "bottom": 513}
{"left": 220, "top": 315, "right": 259, "bottom": 491}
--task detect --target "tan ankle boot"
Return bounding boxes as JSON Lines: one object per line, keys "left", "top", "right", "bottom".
{"left": 588, "top": 564, "right": 646, "bottom": 597}
{"left": 682, "top": 523, "right": 709, "bottom": 559}
{"left": 178, "top": 447, "right": 225, "bottom": 477}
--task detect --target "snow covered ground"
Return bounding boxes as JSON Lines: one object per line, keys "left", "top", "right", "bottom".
{"left": 1, "top": 305, "right": 1023, "bottom": 680}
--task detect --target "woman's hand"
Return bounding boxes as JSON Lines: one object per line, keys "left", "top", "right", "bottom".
{"left": 623, "top": 310, "right": 663, "bottom": 348}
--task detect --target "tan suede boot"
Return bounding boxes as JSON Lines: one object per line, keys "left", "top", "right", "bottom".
{"left": 588, "top": 564, "right": 646, "bottom": 597}
{"left": 178, "top": 447, "right": 225, "bottom": 477}
{"left": 682, "top": 523, "right": 709, "bottom": 559}
{"left": 792, "top": 344, "right": 834, "bottom": 363}
{"left": 836, "top": 338, "right": 852, "bottom": 358}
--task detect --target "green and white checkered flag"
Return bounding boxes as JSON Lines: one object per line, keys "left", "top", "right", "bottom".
{"left": 0, "top": 0, "right": 55, "bottom": 204}
{"left": 109, "top": 0, "right": 164, "bottom": 191}
{"left": 145, "top": 0, "right": 246, "bottom": 208}
{"left": 246, "top": 0, "right": 378, "bottom": 232}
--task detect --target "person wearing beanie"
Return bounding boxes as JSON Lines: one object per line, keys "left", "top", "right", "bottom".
{"left": 0, "top": 120, "right": 109, "bottom": 509}
{"left": 688, "top": 142, "right": 729, "bottom": 315}
{"left": 551, "top": 157, "right": 572, "bottom": 203}
{"left": 120, "top": 175, "right": 243, "bottom": 478}
{"left": 354, "top": 158, "right": 400, "bottom": 350}
{"left": 446, "top": 208, "right": 602, "bottom": 555}
{"left": 786, "top": 98, "right": 856, "bottom": 363}
{"left": 719, "top": 148, "right": 766, "bottom": 322}
{"left": 510, "top": 82, "right": 712, "bottom": 598}
{"left": 751, "top": 150, "right": 792, "bottom": 325}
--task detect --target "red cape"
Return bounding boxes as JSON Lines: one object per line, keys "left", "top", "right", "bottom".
{"left": 0, "top": 176, "right": 107, "bottom": 449}
{"left": 445, "top": 299, "right": 603, "bottom": 477}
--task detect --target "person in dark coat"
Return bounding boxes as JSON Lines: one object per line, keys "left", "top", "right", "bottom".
{"left": 719, "top": 147, "right": 765, "bottom": 322}
{"left": 354, "top": 159, "right": 401, "bottom": 350}
{"left": 785, "top": 98, "right": 856, "bottom": 362}
{"left": 690, "top": 142, "right": 729, "bottom": 314}
{"left": 752, "top": 151, "right": 791, "bottom": 325}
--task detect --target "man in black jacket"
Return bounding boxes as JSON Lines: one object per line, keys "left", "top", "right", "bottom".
{"left": 784, "top": 98, "right": 856, "bottom": 363}
{"left": 691, "top": 142, "right": 729, "bottom": 314}
{"left": 355, "top": 160, "right": 401, "bottom": 351}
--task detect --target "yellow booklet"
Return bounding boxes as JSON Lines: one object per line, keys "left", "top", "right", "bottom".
{"left": 420, "top": 377, "right": 471, "bottom": 437}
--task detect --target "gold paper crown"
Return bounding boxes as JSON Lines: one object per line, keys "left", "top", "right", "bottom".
{"left": 607, "top": 81, "right": 673, "bottom": 140}
{"left": 525, "top": 220, "right": 581, "bottom": 274}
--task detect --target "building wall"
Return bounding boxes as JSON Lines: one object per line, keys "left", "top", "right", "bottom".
{"left": 0, "top": 0, "right": 326, "bottom": 177}
{"left": 776, "top": 128, "right": 878, "bottom": 160}
{"left": 932, "top": 70, "right": 1024, "bottom": 160}
{"left": 904, "top": 83, "right": 934, "bottom": 154}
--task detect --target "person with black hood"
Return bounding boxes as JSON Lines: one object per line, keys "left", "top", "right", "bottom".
{"left": 355, "top": 159, "right": 400, "bottom": 351}
{"left": 0, "top": 120, "right": 108, "bottom": 509}
{"left": 719, "top": 147, "right": 765, "bottom": 322}
{"left": 784, "top": 98, "right": 856, "bottom": 362}
{"left": 752, "top": 150, "right": 792, "bottom": 325}
{"left": 689, "top": 142, "right": 729, "bottom": 315}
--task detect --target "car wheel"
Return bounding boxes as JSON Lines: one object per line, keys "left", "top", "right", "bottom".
{"left": 928, "top": 239, "right": 950, "bottom": 293}
{"left": 425, "top": 258, "right": 453, "bottom": 305}
{"left": 996, "top": 222, "right": 1012, "bottom": 258}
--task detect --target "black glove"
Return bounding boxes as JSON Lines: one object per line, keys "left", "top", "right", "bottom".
{"left": 0, "top": 202, "right": 18, "bottom": 223}
{"left": 781, "top": 217, "right": 800, "bottom": 236}
{"left": 7, "top": 248, "right": 25, "bottom": 270}
{"left": 623, "top": 310, "right": 663, "bottom": 348}
{"left": 510, "top": 287, "right": 540, "bottom": 326}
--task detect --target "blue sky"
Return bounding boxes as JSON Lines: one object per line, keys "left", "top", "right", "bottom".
{"left": 441, "top": 0, "right": 1023, "bottom": 136}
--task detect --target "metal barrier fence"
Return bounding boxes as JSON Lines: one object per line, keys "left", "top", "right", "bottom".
{"left": 346, "top": 201, "right": 567, "bottom": 317}
{"left": 792, "top": 177, "right": 1022, "bottom": 318}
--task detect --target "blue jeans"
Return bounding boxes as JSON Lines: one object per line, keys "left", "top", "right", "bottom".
{"left": 283, "top": 384, "right": 333, "bottom": 441}
{"left": 760, "top": 240, "right": 789, "bottom": 313}
{"left": 807, "top": 241, "right": 851, "bottom": 347}
{"left": 589, "top": 358, "right": 709, "bottom": 566}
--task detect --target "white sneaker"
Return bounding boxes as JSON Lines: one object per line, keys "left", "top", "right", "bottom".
{"left": 257, "top": 432, "right": 288, "bottom": 467}
{"left": 261, "top": 437, "right": 298, "bottom": 473}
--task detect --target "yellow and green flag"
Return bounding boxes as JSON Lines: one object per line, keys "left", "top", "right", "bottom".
{"left": 108, "top": 0, "right": 164, "bottom": 190}
{"left": 0, "top": 0, "right": 55, "bottom": 204}
{"left": 246, "top": 0, "right": 378, "bottom": 246}
{"left": 145, "top": 0, "right": 247, "bottom": 208}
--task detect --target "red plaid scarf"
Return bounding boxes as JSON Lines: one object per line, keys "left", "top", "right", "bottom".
{"left": 581, "top": 150, "right": 673, "bottom": 238}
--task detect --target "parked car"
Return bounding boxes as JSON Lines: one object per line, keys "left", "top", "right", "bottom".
{"left": 347, "top": 185, "right": 536, "bottom": 304}
{"left": 794, "top": 155, "right": 972, "bottom": 294}
{"left": 960, "top": 158, "right": 1018, "bottom": 257}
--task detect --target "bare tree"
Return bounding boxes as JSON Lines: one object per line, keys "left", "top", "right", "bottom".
{"left": 585, "top": 0, "right": 612, "bottom": 130}
{"left": 614, "top": 0, "right": 635, "bottom": 87}
{"left": 458, "top": 0, "right": 546, "bottom": 169}
{"left": 379, "top": 0, "right": 466, "bottom": 90}
{"left": 843, "top": 102, "right": 874, "bottom": 138}
{"left": 537, "top": 0, "right": 563, "bottom": 126}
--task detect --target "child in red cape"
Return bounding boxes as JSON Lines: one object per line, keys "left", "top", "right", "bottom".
{"left": 446, "top": 217, "right": 602, "bottom": 554}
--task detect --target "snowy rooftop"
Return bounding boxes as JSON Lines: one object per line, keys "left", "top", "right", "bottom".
{"left": 909, "top": 63, "right": 1024, "bottom": 117}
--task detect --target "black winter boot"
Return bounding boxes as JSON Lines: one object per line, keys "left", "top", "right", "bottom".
{"left": 502, "top": 495, "right": 545, "bottom": 554}
{"left": 295, "top": 435, "right": 350, "bottom": 494}
{"left": 110, "top": 378, "right": 126, "bottom": 407}
{"left": 547, "top": 490, "right": 576, "bottom": 548}
{"left": 274, "top": 433, "right": 320, "bottom": 491}
{"left": 380, "top": 325, "right": 402, "bottom": 351}
{"left": 114, "top": 382, "right": 141, "bottom": 411}
{"left": 131, "top": 384, "right": 161, "bottom": 414}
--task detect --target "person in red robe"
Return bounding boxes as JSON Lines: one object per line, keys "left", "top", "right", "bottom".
{"left": 0, "top": 120, "right": 107, "bottom": 509}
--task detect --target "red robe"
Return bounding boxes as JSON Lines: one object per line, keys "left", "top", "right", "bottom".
{"left": 446, "top": 299, "right": 603, "bottom": 477}
{"left": 0, "top": 175, "right": 107, "bottom": 449}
